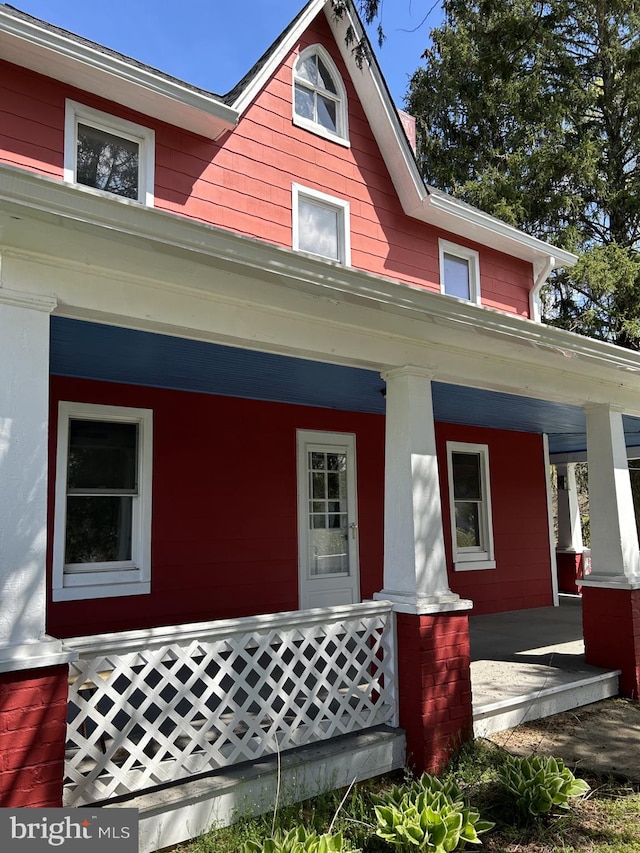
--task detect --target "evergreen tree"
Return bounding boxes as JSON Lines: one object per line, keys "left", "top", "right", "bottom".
{"left": 404, "top": 1, "right": 640, "bottom": 347}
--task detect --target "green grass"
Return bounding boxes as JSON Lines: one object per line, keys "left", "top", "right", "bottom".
{"left": 172, "top": 742, "right": 640, "bottom": 853}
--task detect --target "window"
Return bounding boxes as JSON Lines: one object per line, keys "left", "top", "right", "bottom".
{"left": 52, "top": 402, "right": 153, "bottom": 601}
{"left": 293, "top": 45, "right": 349, "bottom": 145}
{"left": 439, "top": 239, "right": 481, "bottom": 303}
{"left": 446, "top": 442, "right": 495, "bottom": 570}
{"left": 64, "top": 100, "right": 155, "bottom": 205}
{"left": 292, "top": 184, "right": 350, "bottom": 264}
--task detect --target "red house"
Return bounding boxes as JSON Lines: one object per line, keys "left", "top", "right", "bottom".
{"left": 2, "top": 0, "right": 640, "bottom": 848}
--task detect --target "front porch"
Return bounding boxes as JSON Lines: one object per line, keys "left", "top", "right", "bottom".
{"left": 58, "top": 595, "right": 623, "bottom": 851}
{"left": 471, "top": 597, "right": 620, "bottom": 736}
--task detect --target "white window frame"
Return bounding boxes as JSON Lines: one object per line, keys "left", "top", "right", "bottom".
{"left": 446, "top": 441, "right": 496, "bottom": 571}
{"left": 292, "top": 183, "right": 351, "bottom": 265}
{"left": 439, "top": 239, "right": 481, "bottom": 304}
{"left": 64, "top": 99, "right": 155, "bottom": 206}
{"left": 292, "top": 44, "right": 349, "bottom": 146}
{"left": 52, "top": 402, "right": 153, "bottom": 601}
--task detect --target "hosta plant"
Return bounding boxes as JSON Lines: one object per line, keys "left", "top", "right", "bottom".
{"left": 497, "top": 754, "right": 591, "bottom": 818}
{"left": 242, "top": 826, "right": 359, "bottom": 853}
{"left": 373, "top": 773, "right": 494, "bottom": 851}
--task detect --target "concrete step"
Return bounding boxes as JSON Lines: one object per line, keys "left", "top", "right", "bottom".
{"left": 106, "top": 725, "right": 406, "bottom": 853}
{"left": 473, "top": 669, "right": 620, "bottom": 737}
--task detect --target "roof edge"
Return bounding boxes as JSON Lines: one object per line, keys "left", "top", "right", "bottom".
{"left": 0, "top": 4, "right": 239, "bottom": 138}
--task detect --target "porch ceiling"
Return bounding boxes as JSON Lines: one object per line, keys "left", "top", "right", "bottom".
{"left": 50, "top": 317, "right": 640, "bottom": 456}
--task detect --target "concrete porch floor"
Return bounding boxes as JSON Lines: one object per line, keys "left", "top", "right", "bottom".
{"left": 469, "top": 595, "right": 620, "bottom": 735}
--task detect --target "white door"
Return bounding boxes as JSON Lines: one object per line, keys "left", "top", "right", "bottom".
{"left": 297, "top": 430, "right": 360, "bottom": 609}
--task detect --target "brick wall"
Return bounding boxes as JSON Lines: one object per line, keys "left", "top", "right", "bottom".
{"left": 582, "top": 587, "right": 640, "bottom": 699}
{"left": 396, "top": 612, "right": 473, "bottom": 774}
{"left": 0, "top": 666, "right": 69, "bottom": 807}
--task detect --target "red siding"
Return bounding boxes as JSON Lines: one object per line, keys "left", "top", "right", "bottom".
{"left": 0, "top": 13, "right": 533, "bottom": 317}
{"left": 436, "top": 423, "right": 553, "bottom": 615}
{"left": 46, "top": 377, "right": 385, "bottom": 638}
{"left": 46, "top": 379, "right": 554, "bottom": 635}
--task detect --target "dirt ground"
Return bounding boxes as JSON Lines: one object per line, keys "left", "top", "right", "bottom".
{"left": 486, "top": 697, "right": 640, "bottom": 781}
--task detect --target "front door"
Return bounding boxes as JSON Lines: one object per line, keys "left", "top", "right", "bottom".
{"left": 297, "top": 430, "right": 360, "bottom": 609}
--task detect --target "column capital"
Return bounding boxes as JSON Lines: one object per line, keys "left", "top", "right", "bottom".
{"left": 0, "top": 637, "right": 77, "bottom": 675}
{"left": 381, "top": 364, "right": 435, "bottom": 383}
{"left": 0, "top": 287, "right": 57, "bottom": 313}
{"left": 583, "top": 401, "right": 625, "bottom": 415}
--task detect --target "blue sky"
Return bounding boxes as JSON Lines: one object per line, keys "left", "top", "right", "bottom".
{"left": 12, "top": 1, "right": 442, "bottom": 107}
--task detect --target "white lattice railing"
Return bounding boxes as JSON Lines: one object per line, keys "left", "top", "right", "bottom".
{"left": 63, "top": 601, "right": 397, "bottom": 806}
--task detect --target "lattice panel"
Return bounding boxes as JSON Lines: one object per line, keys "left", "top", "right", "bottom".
{"left": 64, "top": 606, "right": 396, "bottom": 805}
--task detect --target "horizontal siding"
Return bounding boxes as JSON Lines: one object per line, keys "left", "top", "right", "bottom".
{"left": 47, "top": 374, "right": 553, "bottom": 635}
{"left": 0, "top": 9, "right": 534, "bottom": 316}
{"left": 437, "top": 422, "right": 553, "bottom": 616}
{"left": 46, "top": 376, "right": 386, "bottom": 637}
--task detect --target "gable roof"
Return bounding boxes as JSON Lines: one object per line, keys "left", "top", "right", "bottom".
{"left": 0, "top": 0, "right": 576, "bottom": 273}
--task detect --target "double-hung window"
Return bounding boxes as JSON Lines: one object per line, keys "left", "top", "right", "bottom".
{"left": 64, "top": 100, "right": 155, "bottom": 205}
{"left": 52, "top": 402, "right": 153, "bottom": 601}
{"left": 293, "top": 45, "right": 349, "bottom": 145}
{"left": 447, "top": 442, "right": 495, "bottom": 570}
{"left": 439, "top": 239, "right": 481, "bottom": 303}
{"left": 292, "top": 184, "right": 350, "bottom": 265}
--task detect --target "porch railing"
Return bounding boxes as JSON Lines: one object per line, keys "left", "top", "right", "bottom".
{"left": 63, "top": 601, "right": 397, "bottom": 806}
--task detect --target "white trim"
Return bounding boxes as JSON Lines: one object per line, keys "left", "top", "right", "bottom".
{"left": 0, "top": 168, "right": 635, "bottom": 380}
{"left": 292, "top": 183, "right": 351, "bottom": 265}
{"left": 292, "top": 44, "right": 349, "bottom": 147}
{"left": 439, "top": 239, "right": 480, "bottom": 304}
{"left": 446, "top": 441, "right": 495, "bottom": 571}
{"left": 543, "top": 434, "right": 560, "bottom": 606}
{"left": 52, "top": 402, "right": 153, "bottom": 602}
{"left": 64, "top": 100, "right": 155, "bottom": 206}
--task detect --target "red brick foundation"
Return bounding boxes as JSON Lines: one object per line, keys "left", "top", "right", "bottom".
{"left": 582, "top": 586, "right": 640, "bottom": 699}
{"left": 0, "top": 665, "right": 69, "bottom": 807}
{"left": 556, "top": 551, "right": 584, "bottom": 594}
{"left": 396, "top": 612, "right": 473, "bottom": 774}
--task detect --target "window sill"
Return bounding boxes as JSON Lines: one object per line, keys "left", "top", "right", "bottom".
{"left": 454, "top": 559, "right": 496, "bottom": 572}
{"left": 292, "top": 115, "right": 350, "bottom": 148}
{"left": 52, "top": 581, "right": 151, "bottom": 602}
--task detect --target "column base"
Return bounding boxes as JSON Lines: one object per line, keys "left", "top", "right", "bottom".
{"left": 581, "top": 586, "right": 640, "bottom": 699}
{"left": 396, "top": 611, "right": 473, "bottom": 775}
{"left": 374, "top": 590, "right": 473, "bottom": 615}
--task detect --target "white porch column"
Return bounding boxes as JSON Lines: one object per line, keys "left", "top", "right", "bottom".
{"left": 556, "top": 463, "right": 584, "bottom": 552}
{"left": 374, "top": 366, "right": 471, "bottom": 614}
{"left": 582, "top": 404, "right": 640, "bottom": 587}
{"left": 0, "top": 287, "right": 75, "bottom": 672}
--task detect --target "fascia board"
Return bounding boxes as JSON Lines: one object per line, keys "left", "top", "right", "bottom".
{"left": 0, "top": 8, "right": 238, "bottom": 140}
{"left": 326, "top": 5, "right": 428, "bottom": 205}
{"left": 230, "top": 0, "right": 327, "bottom": 113}
{"left": 423, "top": 191, "right": 578, "bottom": 268}
{"left": 0, "top": 165, "right": 635, "bottom": 379}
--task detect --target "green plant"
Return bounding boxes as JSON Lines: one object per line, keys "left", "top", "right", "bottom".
{"left": 242, "top": 826, "right": 359, "bottom": 853}
{"left": 497, "top": 754, "right": 591, "bottom": 818}
{"left": 373, "top": 773, "right": 494, "bottom": 851}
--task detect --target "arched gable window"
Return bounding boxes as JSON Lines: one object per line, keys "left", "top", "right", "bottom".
{"left": 293, "top": 45, "right": 349, "bottom": 144}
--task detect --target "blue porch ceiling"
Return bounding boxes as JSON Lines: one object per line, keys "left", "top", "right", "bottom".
{"left": 50, "top": 317, "right": 640, "bottom": 456}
